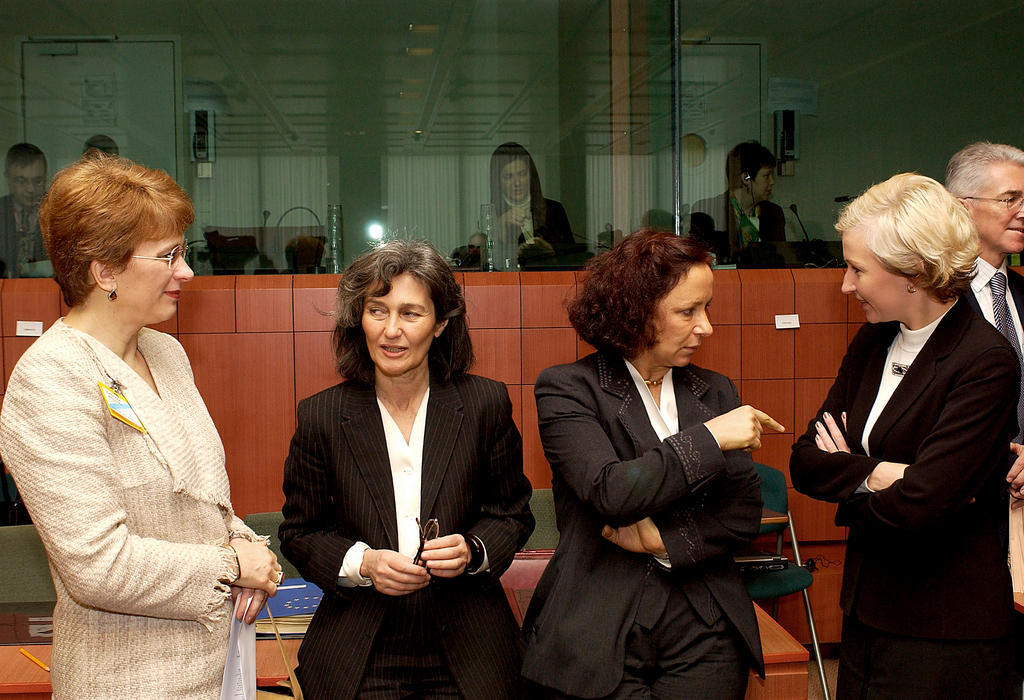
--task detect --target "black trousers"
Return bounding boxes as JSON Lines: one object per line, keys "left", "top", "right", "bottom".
{"left": 524, "top": 586, "right": 748, "bottom": 700}
{"left": 838, "top": 613, "right": 1015, "bottom": 700}
{"left": 357, "top": 593, "right": 462, "bottom": 700}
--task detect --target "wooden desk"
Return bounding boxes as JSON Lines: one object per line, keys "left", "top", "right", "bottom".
{"left": 0, "top": 639, "right": 301, "bottom": 698}
{"left": 745, "top": 606, "right": 810, "bottom": 700}
{"left": 2, "top": 621, "right": 803, "bottom": 700}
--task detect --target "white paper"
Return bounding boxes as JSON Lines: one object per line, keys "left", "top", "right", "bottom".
{"left": 220, "top": 595, "right": 257, "bottom": 700}
{"left": 774, "top": 313, "right": 801, "bottom": 329}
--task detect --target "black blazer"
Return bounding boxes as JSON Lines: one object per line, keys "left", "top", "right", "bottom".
{"left": 279, "top": 373, "right": 534, "bottom": 700}
{"left": 790, "top": 298, "right": 1019, "bottom": 640}
{"left": 963, "top": 265, "right": 1024, "bottom": 382}
{"left": 521, "top": 353, "right": 764, "bottom": 697}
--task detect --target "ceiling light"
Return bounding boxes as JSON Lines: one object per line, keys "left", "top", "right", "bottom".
{"left": 405, "top": 47, "right": 434, "bottom": 57}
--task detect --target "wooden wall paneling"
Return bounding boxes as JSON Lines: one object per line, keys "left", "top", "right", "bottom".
{"left": 463, "top": 271, "right": 521, "bottom": 329}
{"left": 236, "top": 275, "right": 292, "bottom": 333}
{"left": 177, "top": 276, "right": 235, "bottom": 334}
{"left": 754, "top": 433, "right": 795, "bottom": 483}
{"left": 468, "top": 328, "right": 522, "bottom": 386}
{"left": 0, "top": 279, "right": 60, "bottom": 338}
{"left": 519, "top": 271, "right": 575, "bottom": 328}
{"left": 293, "top": 274, "right": 340, "bottom": 332}
{"left": 696, "top": 324, "right": 741, "bottom": 378}
{"left": 710, "top": 269, "right": 741, "bottom": 325}
{"left": 741, "top": 325, "right": 795, "bottom": 380}
{"left": 770, "top": 542, "right": 846, "bottom": 644}
{"left": 738, "top": 269, "right": 794, "bottom": 325}
{"left": 521, "top": 385, "right": 552, "bottom": 489}
{"left": 179, "top": 332, "right": 295, "bottom": 516}
{"left": 293, "top": 331, "right": 339, "bottom": 404}
{"left": 794, "top": 268, "right": 846, "bottom": 323}
{"left": 846, "top": 291, "right": 866, "bottom": 323}
{"left": 2, "top": 337, "right": 34, "bottom": 390}
{"left": 793, "top": 378, "right": 834, "bottom": 438}
{"left": 506, "top": 383, "right": 523, "bottom": 434}
{"left": 739, "top": 379, "right": 795, "bottom": 435}
{"left": 148, "top": 315, "right": 178, "bottom": 335}
{"left": 576, "top": 336, "right": 596, "bottom": 359}
{"left": 788, "top": 489, "right": 844, "bottom": 542}
{"left": 521, "top": 328, "right": 578, "bottom": 386}
{"left": 794, "top": 323, "right": 848, "bottom": 379}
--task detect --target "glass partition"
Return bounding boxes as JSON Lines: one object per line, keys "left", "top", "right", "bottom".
{"left": 0, "top": 1, "right": 1020, "bottom": 275}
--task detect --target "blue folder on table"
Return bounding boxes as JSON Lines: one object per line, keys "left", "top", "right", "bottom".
{"left": 254, "top": 578, "right": 323, "bottom": 620}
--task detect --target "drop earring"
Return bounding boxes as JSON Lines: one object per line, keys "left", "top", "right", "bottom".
{"left": 108, "top": 287, "right": 118, "bottom": 301}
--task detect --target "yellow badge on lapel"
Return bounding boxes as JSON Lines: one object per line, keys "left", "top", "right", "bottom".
{"left": 99, "top": 381, "right": 147, "bottom": 434}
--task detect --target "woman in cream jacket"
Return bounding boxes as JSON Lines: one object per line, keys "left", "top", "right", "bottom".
{"left": 0, "top": 154, "right": 281, "bottom": 698}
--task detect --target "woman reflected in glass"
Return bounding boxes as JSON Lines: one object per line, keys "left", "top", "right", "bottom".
{"left": 489, "top": 142, "right": 577, "bottom": 268}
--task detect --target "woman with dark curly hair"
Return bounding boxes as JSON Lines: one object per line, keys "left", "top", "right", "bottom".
{"left": 279, "top": 239, "right": 534, "bottom": 699}
{"left": 521, "top": 228, "right": 783, "bottom": 699}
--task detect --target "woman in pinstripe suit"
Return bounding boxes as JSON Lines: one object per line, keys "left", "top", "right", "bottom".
{"left": 280, "top": 240, "right": 534, "bottom": 700}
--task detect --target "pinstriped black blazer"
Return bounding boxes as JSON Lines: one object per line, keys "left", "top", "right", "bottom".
{"left": 279, "top": 373, "right": 534, "bottom": 700}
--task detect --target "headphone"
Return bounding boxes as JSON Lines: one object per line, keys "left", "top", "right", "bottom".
{"left": 742, "top": 173, "right": 752, "bottom": 182}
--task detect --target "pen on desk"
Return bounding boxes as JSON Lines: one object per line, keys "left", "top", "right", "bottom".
{"left": 19, "top": 647, "right": 50, "bottom": 672}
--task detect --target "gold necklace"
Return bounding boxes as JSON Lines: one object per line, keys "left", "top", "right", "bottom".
{"left": 644, "top": 377, "right": 663, "bottom": 386}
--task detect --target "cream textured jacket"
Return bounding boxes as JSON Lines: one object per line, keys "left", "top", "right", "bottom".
{"left": 1, "top": 320, "right": 257, "bottom": 699}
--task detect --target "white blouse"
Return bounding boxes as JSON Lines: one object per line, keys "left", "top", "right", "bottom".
{"left": 339, "top": 389, "right": 430, "bottom": 586}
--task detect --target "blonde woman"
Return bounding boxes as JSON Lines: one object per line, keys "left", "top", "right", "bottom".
{"left": 791, "top": 173, "right": 1017, "bottom": 698}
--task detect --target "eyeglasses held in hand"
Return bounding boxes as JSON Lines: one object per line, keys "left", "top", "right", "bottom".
{"left": 132, "top": 243, "right": 188, "bottom": 270}
{"left": 413, "top": 517, "right": 439, "bottom": 566}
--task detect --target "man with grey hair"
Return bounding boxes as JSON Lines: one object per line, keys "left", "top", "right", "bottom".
{"left": 949, "top": 142, "right": 1024, "bottom": 684}
{"left": 947, "top": 141, "right": 1024, "bottom": 555}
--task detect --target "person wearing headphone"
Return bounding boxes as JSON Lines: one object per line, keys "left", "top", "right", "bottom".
{"left": 689, "top": 141, "right": 786, "bottom": 264}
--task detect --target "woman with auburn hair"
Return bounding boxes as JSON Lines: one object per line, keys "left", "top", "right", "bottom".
{"left": 521, "top": 228, "right": 783, "bottom": 699}
{"left": 0, "top": 154, "right": 281, "bottom": 698}
{"left": 791, "top": 173, "right": 1017, "bottom": 698}
{"left": 279, "top": 239, "right": 533, "bottom": 699}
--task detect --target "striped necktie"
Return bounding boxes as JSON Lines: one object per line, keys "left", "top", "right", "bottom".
{"left": 991, "top": 271, "right": 1024, "bottom": 440}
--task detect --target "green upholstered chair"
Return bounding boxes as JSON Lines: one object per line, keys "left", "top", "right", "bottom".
{"left": 242, "top": 511, "right": 301, "bottom": 580}
{"left": 744, "top": 462, "right": 829, "bottom": 700}
{"left": 0, "top": 524, "right": 56, "bottom": 606}
{"left": 1, "top": 459, "right": 31, "bottom": 526}
{"left": 524, "top": 488, "right": 558, "bottom": 550}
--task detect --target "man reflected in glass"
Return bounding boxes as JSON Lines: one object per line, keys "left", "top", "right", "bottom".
{"left": 1, "top": 143, "right": 49, "bottom": 278}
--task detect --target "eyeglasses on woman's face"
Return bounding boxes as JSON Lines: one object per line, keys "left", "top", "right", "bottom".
{"left": 131, "top": 243, "right": 188, "bottom": 270}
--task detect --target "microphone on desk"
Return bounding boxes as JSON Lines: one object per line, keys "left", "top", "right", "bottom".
{"left": 789, "top": 203, "right": 811, "bottom": 242}
{"left": 262, "top": 210, "right": 271, "bottom": 227}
